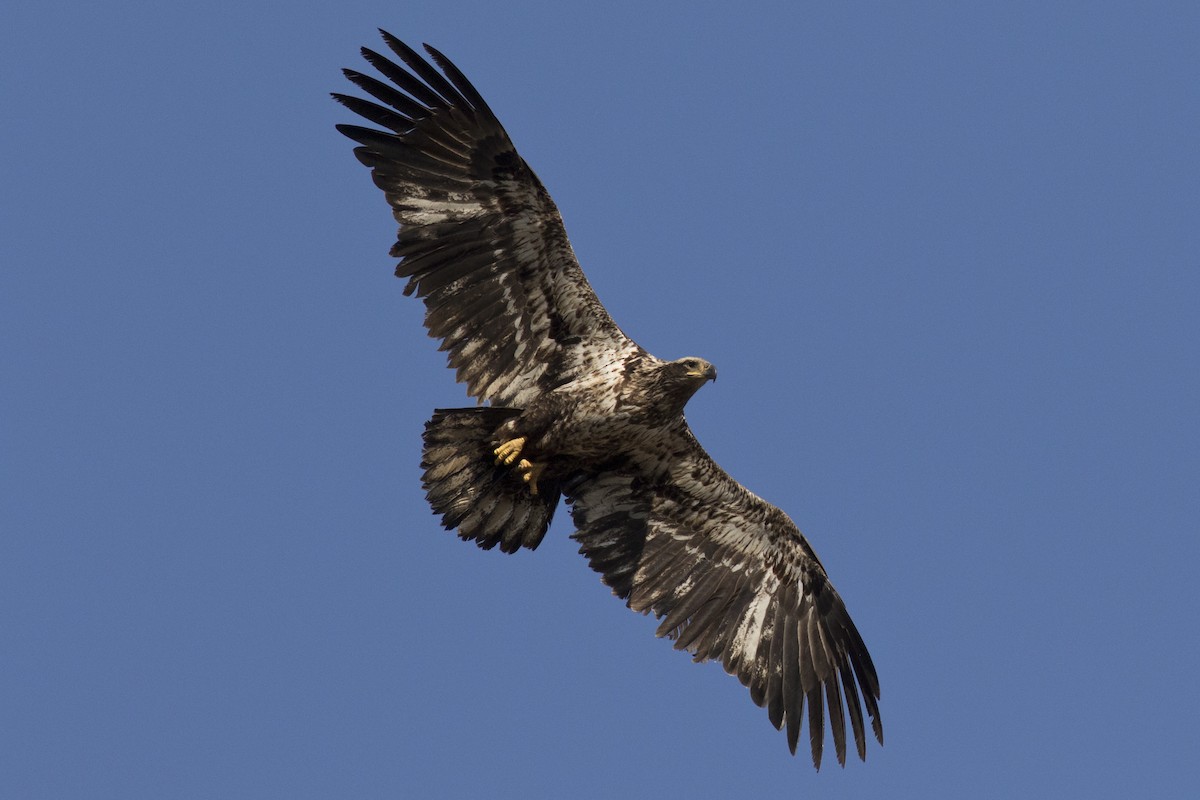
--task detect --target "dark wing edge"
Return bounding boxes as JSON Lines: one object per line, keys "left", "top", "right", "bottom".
{"left": 565, "top": 441, "right": 883, "bottom": 768}
{"left": 333, "top": 31, "right": 639, "bottom": 408}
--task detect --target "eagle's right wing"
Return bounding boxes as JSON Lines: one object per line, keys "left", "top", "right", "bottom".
{"left": 566, "top": 431, "right": 883, "bottom": 767}
{"left": 334, "top": 31, "right": 641, "bottom": 407}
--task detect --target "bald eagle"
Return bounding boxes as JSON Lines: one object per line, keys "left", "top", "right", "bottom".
{"left": 334, "top": 31, "right": 882, "bottom": 767}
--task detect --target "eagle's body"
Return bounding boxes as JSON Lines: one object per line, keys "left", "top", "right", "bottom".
{"left": 335, "top": 31, "right": 883, "bottom": 768}
{"left": 496, "top": 353, "right": 713, "bottom": 467}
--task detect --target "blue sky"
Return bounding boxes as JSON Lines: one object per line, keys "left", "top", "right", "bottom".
{"left": 3, "top": 1, "right": 1198, "bottom": 797}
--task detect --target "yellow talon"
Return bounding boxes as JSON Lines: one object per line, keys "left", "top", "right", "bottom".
{"left": 494, "top": 438, "right": 544, "bottom": 494}
{"left": 493, "top": 436, "right": 526, "bottom": 466}
{"left": 517, "top": 458, "right": 546, "bottom": 496}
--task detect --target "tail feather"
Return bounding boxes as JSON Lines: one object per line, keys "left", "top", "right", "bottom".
{"left": 420, "top": 408, "right": 559, "bottom": 553}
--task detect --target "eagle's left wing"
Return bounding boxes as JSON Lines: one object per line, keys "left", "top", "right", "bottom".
{"left": 334, "top": 32, "right": 641, "bottom": 408}
{"left": 565, "top": 433, "right": 883, "bottom": 767}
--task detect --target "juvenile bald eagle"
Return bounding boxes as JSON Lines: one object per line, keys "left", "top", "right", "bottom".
{"left": 334, "top": 31, "right": 882, "bottom": 767}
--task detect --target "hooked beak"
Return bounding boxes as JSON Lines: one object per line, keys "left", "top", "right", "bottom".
{"left": 687, "top": 363, "right": 717, "bottom": 383}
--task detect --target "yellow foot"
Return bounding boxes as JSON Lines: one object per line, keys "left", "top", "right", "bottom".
{"left": 516, "top": 458, "right": 546, "bottom": 496}
{"left": 493, "top": 436, "right": 527, "bottom": 466}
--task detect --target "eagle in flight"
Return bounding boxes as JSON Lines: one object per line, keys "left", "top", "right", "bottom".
{"left": 334, "top": 31, "right": 882, "bottom": 767}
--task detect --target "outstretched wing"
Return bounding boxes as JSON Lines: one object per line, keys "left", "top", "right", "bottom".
{"left": 334, "top": 31, "right": 640, "bottom": 407}
{"left": 566, "top": 432, "right": 883, "bottom": 768}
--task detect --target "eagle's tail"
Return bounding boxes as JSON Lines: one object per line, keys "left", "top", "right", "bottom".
{"left": 420, "top": 408, "right": 560, "bottom": 553}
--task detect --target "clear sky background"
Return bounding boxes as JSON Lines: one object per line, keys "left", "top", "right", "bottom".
{"left": 3, "top": 1, "right": 1198, "bottom": 798}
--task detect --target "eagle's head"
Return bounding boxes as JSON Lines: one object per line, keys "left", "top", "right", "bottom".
{"left": 663, "top": 356, "right": 717, "bottom": 405}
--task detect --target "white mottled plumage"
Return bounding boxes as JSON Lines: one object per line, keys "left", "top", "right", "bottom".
{"left": 335, "top": 31, "right": 882, "bottom": 768}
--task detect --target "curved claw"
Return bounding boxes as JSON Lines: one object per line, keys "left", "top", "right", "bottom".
{"left": 493, "top": 436, "right": 526, "bottom": 466}
{"left": 516, "top": 458, "right": 546, "bottom": 496}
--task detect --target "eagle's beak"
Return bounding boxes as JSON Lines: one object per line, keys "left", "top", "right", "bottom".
{"left": 687, "top": 364, "right": 717, "bottom": 382}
